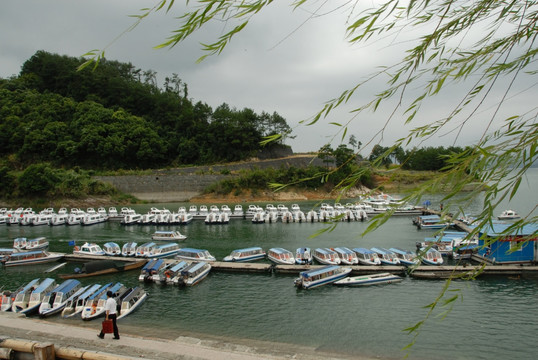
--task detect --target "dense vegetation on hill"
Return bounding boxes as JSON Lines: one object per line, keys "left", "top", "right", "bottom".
{"left": 0, "top": 51, "right": 292, "bottom": 170}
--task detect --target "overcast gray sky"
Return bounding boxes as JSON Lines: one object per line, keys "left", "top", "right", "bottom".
{"left": 1, "top": 1, "right": 531, "bottom": 154}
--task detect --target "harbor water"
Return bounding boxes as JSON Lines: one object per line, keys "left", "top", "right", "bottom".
{"left": 1, "top": 170, "right": 537, "bottom": 359}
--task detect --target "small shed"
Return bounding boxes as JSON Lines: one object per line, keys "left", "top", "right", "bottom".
{"left": 476, "top": 223, "right": 538, "bottom": 264}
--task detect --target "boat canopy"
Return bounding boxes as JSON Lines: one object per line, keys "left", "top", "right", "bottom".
{"left": 181, "top": 262, "right": 206, "bottom": 275}
{"left": 235, "top": 247, "right": 263, "bottom": 252}
{"left": 353, "top": 248, "right": 376, "bottom": 254}
{"left": 32, "top": 278, "right": 55, "bottom": 294}
{"left": 9, "top": 250, "right": 46, "bottom": 259}
{"left": 170, "top": 261, "right": 189, "bottom": 272}
{"left": 269, "top": 248, "right": 291, "bottom": 255}
{"left": 300, "top": 265, "right": 340, "bottom": 278}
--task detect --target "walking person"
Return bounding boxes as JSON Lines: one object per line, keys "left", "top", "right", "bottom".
{"left": 97, "top": 290, "right": 120, "bottom": 340}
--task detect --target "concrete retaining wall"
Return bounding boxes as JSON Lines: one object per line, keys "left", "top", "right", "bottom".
{"left": 94, "top": 156, "right": 325, "bottom": 202}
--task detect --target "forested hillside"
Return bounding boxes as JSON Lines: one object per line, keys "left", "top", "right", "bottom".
{"left": 0, "top": 50, "right": 292, "bottom": 170}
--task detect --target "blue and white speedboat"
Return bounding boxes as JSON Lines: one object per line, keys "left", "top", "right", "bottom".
{"left": 333, "top": 247, "right": 359, "bottom": 265}
{"left": 139, "top": 259, "right": 165, "bottom": 282}
{"left": 334, "top": 273, "right": 403, "bottom": 287}
{"left": 267, "top": 248, "right": 295, "bottom": 265}
{"left": 352, "top": 248, "right": 381, "bottom": 266}
{"left": 75, "top": 283, "right": 112, "bottom": 319}
{"left": 3, "top": 250, "right": 64, "bottom": 267}
{"left": 135, "top": 242, "right": 156, "bottom": 257}
{"left": 389, "top": 247, "right": 420, "bottom": 266}
{"left": 151, "top": 230, "right": 186, "bottom": 241}
{"left": 223, "top": 247, "right": 266, "bottom": 262}
{"left": 160, "top": 261, "right": 189, "bottom": 284}
{"left": 117, "top": 287, "right": 148, "bottom": 320}
{"left": 19, "top": 278, "right": 57, "bottom": 315}
{"left": 122, "top": 242, "right": 137, "bottom": 257}
{"left": 294, "top": 265, "right": 352, "bottom": 289}
{"left": 61, "top": 284, "right": 99, "bottom": 318}
{"left": 178, "top": 262, "right": 212, "bottom": 286}
{"left": 371, "top": 247, "right": 400, "bottom": 265}
{"left": 419, "top": 247, "right": 444, "bottom": 265}
{"left": 81, "top": 282, "right": 126, "bottom": 321}
{"left": 10, "top": 278, "right": 40, "bottom": 313}
{"left": 175, "top": 248, "right": 216, "bottom": 262}
{"left": 312, "top": 248, "right": 341, "bottom": 265}
{"left": 103, "top": 242, "right": 121, "bottom": 256}
{"left": 146, "top": 243, "right": 181, "bottom": 258}
{"left": 39, "top": 279, "right": 82, "bottom": 317}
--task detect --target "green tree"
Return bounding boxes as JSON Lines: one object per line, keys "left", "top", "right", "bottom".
{"left": 18, "top": 163, "right": 59, "bottom": 196}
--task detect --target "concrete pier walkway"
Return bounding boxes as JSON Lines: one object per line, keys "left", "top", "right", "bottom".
{"left": 0, "top": 313, "right": 358, "bottom": 360}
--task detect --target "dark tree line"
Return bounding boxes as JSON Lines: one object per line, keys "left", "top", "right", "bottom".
{"left": 0, "top": 51, "right": 292, "bottom": 170}
{"left": 368, "top": 144, "right": 467, "bottom": 171}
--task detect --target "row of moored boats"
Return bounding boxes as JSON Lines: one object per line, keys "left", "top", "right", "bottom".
{"left": 0, "top": 278, "right": 147, "bottom": 320}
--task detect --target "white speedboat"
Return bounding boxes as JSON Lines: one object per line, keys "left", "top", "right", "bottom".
{"left": 2, "top": 250, "right": 64, "bottom": 267}
{"left": 151, "top": 230, "right": 187, "bottom": 241}
{"left": 218, "top": 211, "right": 230, "bottom": 224}
{"left": 295, "top": 247, "right": 313, "bottom": 265}
{"left": 312, "top": 248, "right": 341, "bottom": 265}
{"left": 233, "top": 205, "right": 244, "bottom": 216}
{"left": 71, "top": 283, "right": 111, "bottom": 319}
{"left": 73, "top": 242, "right": 105, "bottom": 256}
{"left": 117, "top": 287, "right": 148, "bottom": 320}
{"left": 138, "top": 259, "right": 165, "bottom": 282}
{"left": 19, "top": 278, "right": 57, "bottom": 315}
{"left": 419, "top": 247, "right": 444, "bottom": 265}
{"left": 66, "top": 208, "right": 85, "bottom": 225}
{"left": 294, "top": 265, "right": 352, "bottom": 289}
{"left": 352, "top": 248, "right": 381, "bottom": 266}
{"left": 189, "top": 205, "right": 198, "bottom": 216}
{"left": 389, "top": 247, "right": 420, "bottom": 266}
{"left": 251, "top": 208, "right": 265, "bottom": 224}
{"left": 204, "top": 209, "right": 220, "bottom": 224}
{"left": 175, "top": 248, "right": 216, "bottom": 262}
{"left": 81, "top": 282, "right": 126, "bottom": 321}
{"left": 267, "top": 248, "right": 295, "bottom": 265}
{"left": 176, "top": 211, "right": 194, "bottom": 225}
{"left": 146, "top": 243, "right": 181, "bottom": 258}
{"left": 306, "top": 210, "right": 319, "bottom": 222}
{"left": 334, "top": 273, "right": 403, "bottom": 287}
{"left": 61, "top": 284, "right": 100, "bottom": 318}
{"left": 50, "top": 209, "right": 68, "bottom": 226}
{"left": 292, "top": 209, "right": 306, "bottom": 223}
{"left": 81, "top": 213, "right": 107, "bottom": 225}
{"left": 25, "top": 237, "right": 49, "bottom": 251}
{"left": 103, "top": 242, "right": 121, "bottom": 256}
{"left": 333, "top": 247, "right": 359, "bottom": 265}
{"left": 13, "top": 237, "right": 27, "bottom": 251}
{"left": 9, "top": 278, "right": 40, "bottom": 312}
{"left": 281, "top": 210, "right": 294, "bottom": 223}
{"left": 223, "top": 247, "right": 266, "bottom": 262}
{"left": 161, "top": 261, "right": 190, "bottom": 284}
{"left": 32, "top": 211, "right": 53, "bottom": 226}
{"left": 371, "top": 247, "right": 401, "bottom": 265}
{"left": 39, "top": 279, "right": 82, "bottom": 317}
{"left": 122, "top": 242, "right": 138, "bottom": 257}
{"left": 136, "top": 242, "right": 156, "bottom": 257}
{"left": 178, "top": 261, "right": 212, "bottom": 286}
{"left": 497, "top": 209, "right": 520, "bottom": 220}
{"left": 121, "top": 209, "right": 142, "bottom": 225}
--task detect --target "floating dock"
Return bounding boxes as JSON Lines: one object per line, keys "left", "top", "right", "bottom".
{"left": 59, "top": 256, "right": 538, "bottom": 279}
